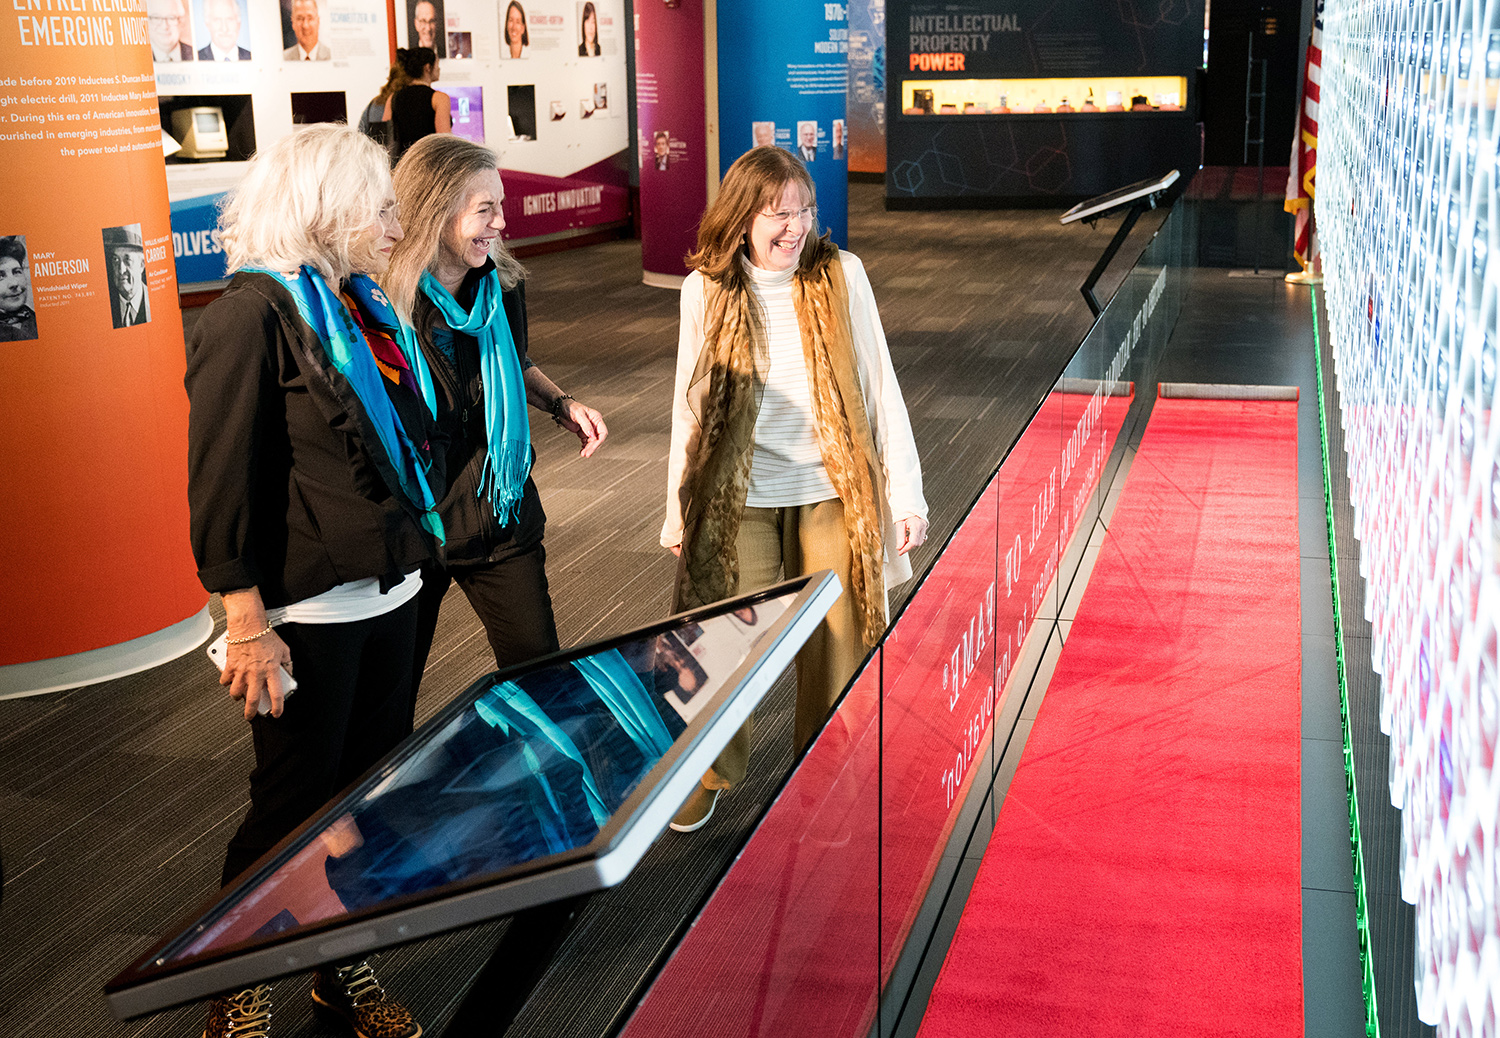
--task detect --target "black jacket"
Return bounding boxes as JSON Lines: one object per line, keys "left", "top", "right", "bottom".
{"left": 186, "top": 272, "right": 445, "bottom": 607}
{"left": 413, "top": 263, "right": 546, "bottom": 567}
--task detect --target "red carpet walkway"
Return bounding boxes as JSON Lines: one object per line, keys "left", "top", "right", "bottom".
{"left": 917, "top": 398, "right": 1305, "bottom": 1037}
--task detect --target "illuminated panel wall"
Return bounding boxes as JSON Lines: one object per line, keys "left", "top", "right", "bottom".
{"left": 1319, "top": 0, "right": 1500, "bottom": 1029}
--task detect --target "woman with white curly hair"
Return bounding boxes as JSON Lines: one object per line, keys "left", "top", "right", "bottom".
{"left": 185, "top": 122, "right": 441, "bottom": 1038}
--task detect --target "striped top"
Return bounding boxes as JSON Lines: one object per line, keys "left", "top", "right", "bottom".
{"left": 744, "top": 260, "right": 838, "bottom": 507}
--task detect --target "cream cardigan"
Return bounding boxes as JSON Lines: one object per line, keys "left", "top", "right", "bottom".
{"left": 660, "top": 250, "right": 928, "bottom": 588}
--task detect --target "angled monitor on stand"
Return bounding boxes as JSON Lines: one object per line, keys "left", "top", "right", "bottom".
{"left": 106, "top": 572, "right": 842, "bottom": 1022}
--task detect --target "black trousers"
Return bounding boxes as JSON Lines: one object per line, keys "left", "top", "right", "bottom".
{"left": 220, "top": 600, "right": 420, "bottom": 887}
{"left": 411, "top": 539, "right": 560, "bottom": 701}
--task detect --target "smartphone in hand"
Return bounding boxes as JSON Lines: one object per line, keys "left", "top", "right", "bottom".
{"left": 207, "top": 631, "right": 298, "bottom": 715}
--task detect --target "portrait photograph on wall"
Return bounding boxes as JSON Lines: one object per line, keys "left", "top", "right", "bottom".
{"left": 0, "top": 236, "right": 38, "bottom": 343}
{"left": 148, "top": 0, "right": 196, "bottom": 63}
{"left": 103, "top": 225, "right": 151, "bottom": 330}
{"left": 578, "top": 0, "right": 600, "bottom": 55}
{"left": 448, "top": 31, "right": 473, "bottom": 58}
{"left": 500, "top": 0, "right": 528, "bottom": 58}
{"left": 409, "top": 0, "right": 446, "bottom": 57}
{"left": 282, "top": 0, "right": 332, "bottom": 60}
{"left": 796, "top": 120, "right": 817, "bottom": 161}
{"left": 194, "top": 0, "right": 251, "bottom": 60}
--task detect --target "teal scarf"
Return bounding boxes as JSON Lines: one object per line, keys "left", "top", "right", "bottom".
{"left": 421, "top": 269, "right": 532, "bottom": 525}
{"left": 254, "top": 267, "right": 444, "bottom": 543}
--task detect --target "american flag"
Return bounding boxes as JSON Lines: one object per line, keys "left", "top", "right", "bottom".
{"left": 1285, "top": 0, "right": 1323, "bottom": 269}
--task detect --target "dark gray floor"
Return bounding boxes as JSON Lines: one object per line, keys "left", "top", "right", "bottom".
{"left": 0, "top": 184, "right": 1159, "bottom": 1037}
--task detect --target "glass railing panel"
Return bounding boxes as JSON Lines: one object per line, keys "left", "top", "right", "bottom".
{"left": 622, "top": 200, "right": 1192, "bottom": 1038}
{"left": 991, "top": 382, "right": 1068, "bottom": 662}
{"left": 876, "top": 476, "right": 999, "bottom": 991}
{"left": 619, "top": 652, "right": 883, "bottom": 1038}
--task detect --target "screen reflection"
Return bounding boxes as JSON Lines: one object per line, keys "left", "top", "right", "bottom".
{"left": 169, "top": 594, "right": 793, "bottom": 962}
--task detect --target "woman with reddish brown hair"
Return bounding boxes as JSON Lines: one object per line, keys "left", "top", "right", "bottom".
{"left": 661, "top": 146, "right": 928, "bottom": 831}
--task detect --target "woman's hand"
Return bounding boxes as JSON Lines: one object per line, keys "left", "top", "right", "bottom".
{"left": 895, "top": 514, "right": 928, "bottom": 555}
{"left": 559, "top": 398, "right": 608, "bottom": 458}
{"left": 221, "top": 588, "right": 294, "bottom": 721}
{"left": 668, "top": 544, "right": 681, "bottom": 557}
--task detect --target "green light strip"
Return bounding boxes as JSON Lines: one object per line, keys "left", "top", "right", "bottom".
{"left": 1311, "top": 286, "right": 1380, "bottom": 1038}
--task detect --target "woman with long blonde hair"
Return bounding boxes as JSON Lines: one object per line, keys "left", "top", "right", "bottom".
{"left": 662, "top": 146, "right": 928, "bottom": 831}
{"left": 384, "top": 133, "right": 606, "bottom": 692}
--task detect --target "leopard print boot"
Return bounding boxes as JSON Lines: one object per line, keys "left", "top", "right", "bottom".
{"left": 310, "top": 959, "right": 422, "bottom": 1038}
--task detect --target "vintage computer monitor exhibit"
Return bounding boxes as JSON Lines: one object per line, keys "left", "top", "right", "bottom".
{"left": 169, "top": 107, "right": 229, "bottom": 160}
{"left": 105, "top": 573, "right": 840, "bottom": 1019}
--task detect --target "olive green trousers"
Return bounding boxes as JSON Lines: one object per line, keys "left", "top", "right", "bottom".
{"left": 702, "top": 498, "right": 866, "bottom": 789}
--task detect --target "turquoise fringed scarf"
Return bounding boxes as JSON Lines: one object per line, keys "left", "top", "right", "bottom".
{"left": 253, "top": 267, "right": 444, "bottom": 544}
{"left": 421, "top": 269, "right": 532, "bottom": 525}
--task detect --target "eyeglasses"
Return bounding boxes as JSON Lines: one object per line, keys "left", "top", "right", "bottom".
{"left": 759, "top": 206, "right": 817, "bottom": 224}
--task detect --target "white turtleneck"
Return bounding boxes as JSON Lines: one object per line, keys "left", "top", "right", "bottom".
{"left": 743, "top": 259, "right": 838, "bottom": 508}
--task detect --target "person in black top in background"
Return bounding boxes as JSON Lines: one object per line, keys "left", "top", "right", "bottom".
{"left": 383, "top": 135, "right": 607, "bottom": 695}
{"left": 385, "top": 47, "right": 451, "bottom": 161}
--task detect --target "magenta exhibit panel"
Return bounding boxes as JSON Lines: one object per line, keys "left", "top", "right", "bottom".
{"left": 633, "top": 0, "right": 707, "bottom": 285}
{"left": 1319, "top": 0, "right": 1500, "bottom": 1027}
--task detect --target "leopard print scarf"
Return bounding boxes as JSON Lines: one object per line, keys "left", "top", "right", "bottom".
{"left": 675, "top": 257, "right": 888, "bottom": 646}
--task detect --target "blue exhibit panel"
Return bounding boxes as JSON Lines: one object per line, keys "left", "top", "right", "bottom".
{"left": 170, "top": 193, "right": 229, "bottom": 287}
{"left": 716, "top": 0, "right": 848, "bottom": 247}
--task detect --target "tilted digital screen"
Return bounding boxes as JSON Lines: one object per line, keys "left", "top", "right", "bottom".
{"left": 106, "top": 574, "right": 840, "bottom": 1019}
{"left": 1059, "top": 170, "right": 1180, "bottom": 225}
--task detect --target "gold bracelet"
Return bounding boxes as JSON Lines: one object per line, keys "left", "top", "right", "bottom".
{"left": 224, "top": 624, "right": 273, "bottom": 645}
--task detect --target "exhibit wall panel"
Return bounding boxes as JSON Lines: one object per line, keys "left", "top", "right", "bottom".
{"left": 396, "top": 0, "right": 630, "bottom": 179}
{"left": 1318, "top": 0, "right": 1500, "bottom": 1030}
{"left": 884, "top": 0, "right": 1203, "bottom": 202}
{"left": 154, "top": 0, "right": 396, "bottom": 284}
{"left": 715, "top": 0, "right": 850, "bottom": 246}
{"left": 0, "top": 13, "right": 208, "bottom": 678}
{"left": 634, "top": 0, "right": 708, "bottom": 283}
{"left": 157, "top": 0, "right": 631, "bottom": 284}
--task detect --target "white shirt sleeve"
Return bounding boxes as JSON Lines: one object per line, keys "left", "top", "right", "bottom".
{"left": 840, "top": 251, "right": 928, "bottom": 525}
{"left": 661, "top": 272, "right": 707, "bottom": 548}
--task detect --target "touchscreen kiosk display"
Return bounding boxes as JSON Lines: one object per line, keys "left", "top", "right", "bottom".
{"left": 1059, "top": 169, "right": 1180, "bottom": 225}
{"left": 107, "top": 577, "right": 837, "bottom": 1019}
{"left": 179, "top": 593, "right": 792, "bottom": 961}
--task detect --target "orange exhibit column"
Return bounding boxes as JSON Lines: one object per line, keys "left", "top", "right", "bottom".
{"left": 0, "top": 12, "right": 210, "bottom": 695}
